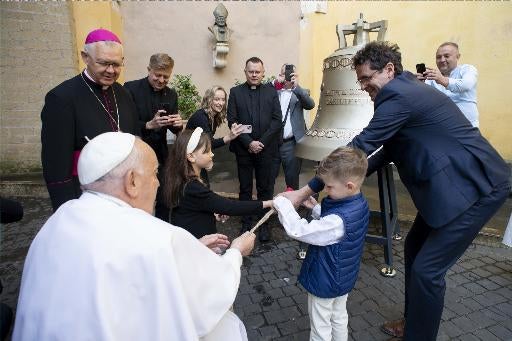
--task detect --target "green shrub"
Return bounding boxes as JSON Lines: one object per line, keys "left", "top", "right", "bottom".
{"left": 170, "top": 74, "right": 201, "bottom": 120}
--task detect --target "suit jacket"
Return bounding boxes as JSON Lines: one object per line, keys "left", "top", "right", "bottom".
{"left": 124, "top": 77, "right": 180, "bottom": 164}
{"left": 227, "top": 82, "right": 282, "bottom": 156}
{"left": 279, "top": 85, "right": 315, "bottom": 143}
{"left": 350, "top": 71, "right": 510, "bottom": 228}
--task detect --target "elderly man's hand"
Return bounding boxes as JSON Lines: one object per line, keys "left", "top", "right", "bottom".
{"left": 199, "top": 233, "right": 230, "bottom": 254}
{"left": 230, "top": 231, "right": 256, "bottom": 256}
{"left": 425, "top": 67, "right": 449, "bottom": 87}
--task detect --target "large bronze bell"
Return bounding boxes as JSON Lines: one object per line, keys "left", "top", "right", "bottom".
{"left": 295, "top": 14, "right": 388, "bottom": 161}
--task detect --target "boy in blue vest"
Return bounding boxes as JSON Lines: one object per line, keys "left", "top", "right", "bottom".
{"left": 273, "top": 146, "right": 369, "bottom": 340}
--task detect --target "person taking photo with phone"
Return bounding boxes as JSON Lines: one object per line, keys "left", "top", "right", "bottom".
{"left": 124, "top": 53, "right": 183, "bottom": 222}
{"left": 416, "top": 42, "right": 479, "bottom": 127}
{"left": 187, "top": 85, "right": 245, "bottom": 185}
{"left": 271, "top": 63, "right": 315, "bottom": 192}
{"left": 227, "top": 57, "right": 282, "bottom": 242}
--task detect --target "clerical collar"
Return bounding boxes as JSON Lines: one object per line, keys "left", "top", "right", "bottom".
{"left": 83, "top": 69, "right": 110, "bottom": 91}
{"left": 145, "top": 77, "right": 164, "bottom": 93}
{"left": 246, "top": 82, "right": 261, "bottom": 90}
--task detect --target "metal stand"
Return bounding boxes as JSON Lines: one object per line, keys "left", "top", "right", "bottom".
{"left": 365, "top": 163, "right": 400, "bottom": 277}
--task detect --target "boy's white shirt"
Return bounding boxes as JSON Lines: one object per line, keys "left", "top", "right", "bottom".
{"left": 273, "top": 196, "right": 344, "bottom": 246}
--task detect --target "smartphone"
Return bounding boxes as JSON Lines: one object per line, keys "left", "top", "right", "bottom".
{"left": 416, "top": 63, "right": 426, "bottom": 74}
{"left": 285, "top": 64, "right": 294, "bottom": 81}
{"left": 159, "top": 102, "right": 171, "bottom": 114}
{"left": 240, "top": 124, "right": 252, "bottom": 134}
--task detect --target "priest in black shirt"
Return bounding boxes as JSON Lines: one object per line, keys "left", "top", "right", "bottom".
{"left": 41, "top": 29, "right": 139, "bottom": 211}
{"left": 227, "top": 57, "right": 282, "bottom": 241}
{"left": 124, "top": 53, "right": 183, "bottom": 222}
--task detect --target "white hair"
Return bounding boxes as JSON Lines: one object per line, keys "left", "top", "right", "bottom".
{"left": 82, "top": 140, "right": 142, "bottom": 193}
{"left": 83, "top": 41, "right": 123, "bottom": 58}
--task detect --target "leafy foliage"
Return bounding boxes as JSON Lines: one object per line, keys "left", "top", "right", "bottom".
{"left": 170, "top": 74, "right": 201, "bottom": 120}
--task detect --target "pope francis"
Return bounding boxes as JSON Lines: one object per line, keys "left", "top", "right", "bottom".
{"left": 13, "top": 132, "right": 255, "bottom": 341}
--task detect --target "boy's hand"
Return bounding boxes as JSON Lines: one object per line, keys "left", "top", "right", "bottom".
{"left": 302, "top": 196, "right": 318, "bottom": 209}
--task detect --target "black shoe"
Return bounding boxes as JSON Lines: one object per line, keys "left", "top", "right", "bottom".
{"left": 258, "top": 225, "right": 271, "bottom": 242}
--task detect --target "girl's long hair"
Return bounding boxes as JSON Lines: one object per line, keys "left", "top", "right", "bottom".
{"left": 200, "top": 85, "right": 227, "bottom": 130}
{"left": 163, "top": 129, "right": 212, "bottom": 208}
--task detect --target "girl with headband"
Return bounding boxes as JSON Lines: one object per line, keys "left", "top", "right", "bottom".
{"left": 163, "top": 127, "right": 273, "bottom": 240}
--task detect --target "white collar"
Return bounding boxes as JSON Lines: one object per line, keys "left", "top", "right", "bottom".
{"left": 83, "top": 69, "right": 110, "bottom": 90}
{"left": 83, "top": 190, "right": 131, "bottom": 208}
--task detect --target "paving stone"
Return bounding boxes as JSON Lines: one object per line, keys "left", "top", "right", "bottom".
{"left": 361, "top": 310, "right": 386, "bottom": 325}
{"left": 466, "top": 310, "right": 498, "bottom": 329}
{"left": 460, "top": 297, "right": 484, "bottom": 312}
{"left": 475, "top": 278, "right": 501, "bottom": 291}
{"left": 243, "top": 303, "right": 262, "bottom": 316}
{"left": 457, "top": 333, "right": 481, "bottom": 341}
{"left": 463, "top": 282, "right": 487, "bottom": 295}
{"left": 488, "top": 274, "right": 511, "bottom": 287}
{"left": 472, "top": 327, "right": 501, "bottom": 341}
{"left": 488, "top": 323, "right": 512, "bottom": 340}
{"left": 282, "top": 285, "right": 302, "bottom": 297}
{"left": 452, "top": 316, "right": 480, "bottom": 333}
{"left": 493, "top": 301, "right": 512, "bottom": 317}
{"left": 243, "top": 313, "right": 265, "bottom": 330}
{"left": 493, "top": 261, "right": 512, "bottom": 272}
{"left": 261, "top": 272, "right": 277, "bottom": 281}
{"left": 277, "top": 296, "right": 295, "bottom": 308}
{"left": 440, "top": 320, "right": 464, "bottom": 338}
{"left": 472, "top": 291, "right": 507, "bottom": 307}
{"left": 264, "top": 306, "right": 300, "bottom": 324}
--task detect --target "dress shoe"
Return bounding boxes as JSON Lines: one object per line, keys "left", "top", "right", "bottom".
{"left": 258, "top": 225, "right": 270, "bottom": 242}
{"left": 381, "top": 318, "right": 405, "bottom": 338}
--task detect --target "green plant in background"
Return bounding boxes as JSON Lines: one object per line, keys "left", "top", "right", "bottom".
{"left": 170, "top": 74, "right": 201, "bottom": 120}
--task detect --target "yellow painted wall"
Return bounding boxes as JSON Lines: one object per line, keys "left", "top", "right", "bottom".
{"left": 70, "top": 2, "right": 124, "bottom": 82}
{"left": 300, "top": 2, "right": 512, "bottom": 159}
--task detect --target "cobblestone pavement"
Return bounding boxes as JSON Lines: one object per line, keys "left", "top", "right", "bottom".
{"left": 1, "top": 196, "right": 511, "bottom": 340}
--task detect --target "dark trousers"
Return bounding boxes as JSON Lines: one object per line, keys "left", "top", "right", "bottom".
{"left": 271, "top": 138, "right": 302, "bottom": 192}
{"left": 403, "top": 182, "right": 510, "bottom": 341}
{"left": 154, "top": 166, "right": 170, "bottom": 222}
{"left": 236, "top": 152, "right": 274, "bottom": 227}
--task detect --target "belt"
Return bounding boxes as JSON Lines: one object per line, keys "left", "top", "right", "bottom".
{"left": 282, "top": 137, "right": 295, "bottom": 143}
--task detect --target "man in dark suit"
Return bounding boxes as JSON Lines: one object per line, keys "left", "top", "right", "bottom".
{"left": 227, "top": 57, "right": 282, "bottom": 241}
{"left": 282, "top": 42, "right": 510, "bottom": 341}
{"left": 124, "top": 53, "right": 183, "bottom": 222}
{"left": 271, "top": 63, "right": 315, "bottom": 191}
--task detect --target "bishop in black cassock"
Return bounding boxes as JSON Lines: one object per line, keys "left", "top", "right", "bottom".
{"left": 41, "top": 29, "right": 139, "bottom": 211}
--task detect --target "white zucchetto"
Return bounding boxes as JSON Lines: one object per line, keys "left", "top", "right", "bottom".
{"left": 78, "top": 132, "right": 135, "bottom": 185}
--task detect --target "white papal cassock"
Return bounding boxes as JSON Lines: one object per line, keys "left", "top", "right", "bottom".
{"left": 13, "top": 191, "right": 247, "bottom": 341}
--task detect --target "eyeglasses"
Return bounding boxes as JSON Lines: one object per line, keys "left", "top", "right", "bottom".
{"left": 85, "top": 53, "right": 124, "bottom": 69}
{"left": 94, "top": 59, "right": 124, "bottom": 70}
{"left": 356, "top": 69, "right": 380, "bottom": 86}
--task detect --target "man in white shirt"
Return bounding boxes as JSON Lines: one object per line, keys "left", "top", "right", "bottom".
{"left": 13, "top": 132, "right": 255, "bottom": 341}
{"left": 271, "top": 64, "right": 315, "bottom": 192}
{"left": 418, "top": 42, "right": 479, "bottom": 127}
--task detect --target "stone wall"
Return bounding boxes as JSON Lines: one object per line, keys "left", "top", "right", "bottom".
{"left": 0, "top": 2, "right": 76, "bottom": 174}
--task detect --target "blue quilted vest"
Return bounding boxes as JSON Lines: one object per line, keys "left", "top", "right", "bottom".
{"left": 298, "top": 193, "right": 369, "bottom": 298}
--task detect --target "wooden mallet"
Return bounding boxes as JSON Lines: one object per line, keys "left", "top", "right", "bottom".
{"left": 250, "top": 208, "right": 276, "bottom": 233}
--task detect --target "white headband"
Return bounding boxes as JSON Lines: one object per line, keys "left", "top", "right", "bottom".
{"left": 186, "top": 127, "right": 204, "bottom": 154}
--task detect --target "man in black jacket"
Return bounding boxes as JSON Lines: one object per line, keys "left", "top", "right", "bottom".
{"left": 124, "top": 53, "right": 183, "bottom": 222}
{"left": 41, "top": 29, "right": 139, "bottom": 211}
{"left": 227, "top": 57, "right": 282, "bottom": 241}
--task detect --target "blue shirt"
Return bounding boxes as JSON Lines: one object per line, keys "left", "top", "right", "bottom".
{"left": 425, "top": 64, "right": 479, "bottom": 127}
